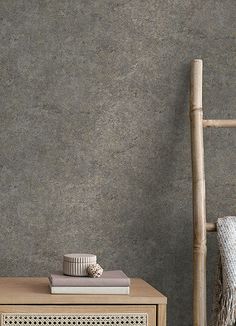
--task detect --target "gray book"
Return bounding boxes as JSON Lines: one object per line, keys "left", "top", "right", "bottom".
{"left": 49, "top": 270, "right": 130, "bottom": 287}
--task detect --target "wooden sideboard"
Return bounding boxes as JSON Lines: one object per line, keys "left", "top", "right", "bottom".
{"left": 0, "top": 277, "right": 167, "bottom": 326}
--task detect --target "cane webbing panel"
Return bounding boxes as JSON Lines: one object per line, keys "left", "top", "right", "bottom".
{"left": 1, "top": 313, "right": 148, "bottom": 326}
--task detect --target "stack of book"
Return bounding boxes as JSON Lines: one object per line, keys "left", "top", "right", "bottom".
{"left": 49, "top": 270, "right": 130, "bottom": 294}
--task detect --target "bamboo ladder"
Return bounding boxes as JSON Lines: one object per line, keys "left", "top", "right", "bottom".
{"left": 190, "top": 59, "right": 236, "bottom": 326}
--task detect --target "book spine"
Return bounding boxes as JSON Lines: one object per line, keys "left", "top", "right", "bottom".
{"left": 50, "top": 286, "right": 130, "bottom": 295}
{"left": 49, "top": 278, "right": 130, "bottom": 287}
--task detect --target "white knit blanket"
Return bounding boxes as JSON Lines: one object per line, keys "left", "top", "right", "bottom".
{"left": 212, "top": 216, "right": 236, "bottom": 326}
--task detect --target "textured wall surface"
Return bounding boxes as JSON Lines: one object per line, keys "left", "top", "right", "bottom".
{"left": 0, "top": 0, "right": 235, "bottom": 325}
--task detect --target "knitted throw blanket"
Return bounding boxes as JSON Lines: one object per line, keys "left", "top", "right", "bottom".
{"left": 212, "top": 216, "right": 236, "bottom": 326}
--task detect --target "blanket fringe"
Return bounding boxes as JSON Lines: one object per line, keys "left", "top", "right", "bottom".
{"left": 215, "top": 288, "right": 236, "bottom": 326}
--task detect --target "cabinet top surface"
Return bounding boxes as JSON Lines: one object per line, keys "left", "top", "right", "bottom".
{"left": 0, "top": 277, "right": 166, "bottom": 305}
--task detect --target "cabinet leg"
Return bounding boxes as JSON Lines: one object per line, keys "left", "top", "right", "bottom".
{"left": 158, "top": 304, "right": 166, "bottom": 326}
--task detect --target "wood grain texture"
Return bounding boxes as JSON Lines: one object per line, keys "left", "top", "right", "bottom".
{"left": 157, "top": 305, "right": 166, "bottom": 326}
{"left": 190, "top": 59, "right": 207, "bottom": 326}
{"left": 190, "top": 59, "right": 236, "bottom": 325}
{"left": 0, "top": 278, "right": 167, "bottom": 305}
{"left": 206, "top": 222, "right": 217, "bottom": 232}
{"left": 203, "top": 119, "right": 236, "bottom": 128}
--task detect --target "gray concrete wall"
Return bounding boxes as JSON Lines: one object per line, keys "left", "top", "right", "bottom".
{"left": 0, "top": 0, "right": 235, "bottom": 325}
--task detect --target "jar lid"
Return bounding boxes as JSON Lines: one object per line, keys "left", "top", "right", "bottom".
{"left": 63, "top": 253, "right": 96, "bottom": 263}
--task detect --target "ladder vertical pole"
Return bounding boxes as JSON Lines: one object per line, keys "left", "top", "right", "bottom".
{"left": 190, "top": 59, "right": 207, "bottom": 326}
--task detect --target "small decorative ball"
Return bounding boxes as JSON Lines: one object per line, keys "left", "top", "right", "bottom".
{"left": 87, "top": 263, "right": 103, "bottom": 278}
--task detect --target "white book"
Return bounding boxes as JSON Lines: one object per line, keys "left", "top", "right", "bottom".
{"left": 50, "top": 285, "right": 130, "bottom": 295}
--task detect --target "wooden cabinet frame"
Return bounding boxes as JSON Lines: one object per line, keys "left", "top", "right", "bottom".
{"left": 0, "top": 278, "right": 167, "bottom": 326}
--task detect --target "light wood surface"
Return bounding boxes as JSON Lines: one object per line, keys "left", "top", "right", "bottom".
{"left": 157, "top": 305, "right": 166, "bottom": 326}
{"left": 206, "top": 222, "right": 217, "bottom": 232}
{"left": 203, "top": 119, "right": 236, "bottom": 128}
{"left": 190, "top": 59, "right": 207, "bottom": 326}
{"left": 190, "top": 59, "right": 236, "bottom": 325}
{"left": 0, "top": 277, "right": 167, "bottom": 305}
{"left": 0, "top": 305, "right": 156, "bottom": 326}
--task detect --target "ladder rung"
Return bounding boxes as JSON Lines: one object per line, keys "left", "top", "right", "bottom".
{"left": 203, "top": 119, "right": 236, "bottom": 128}
{"left": 206, "top": 222, "right": 217, "bottom": 232}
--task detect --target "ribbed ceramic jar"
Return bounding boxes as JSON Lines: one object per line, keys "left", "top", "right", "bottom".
{"left": 63, "top": 254, "right": 97, "bottom": 276}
